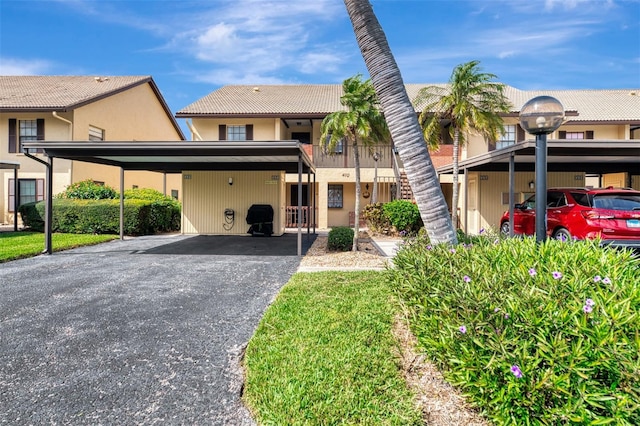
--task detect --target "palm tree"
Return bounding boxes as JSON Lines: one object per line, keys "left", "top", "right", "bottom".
{"left": 343, "top": 0, "right": 457, "bottom": 245}
{"left": 320, "top": 74, "right": 389, "bottom": 251}
{"left": 414, "top": 60, "right": 512, "bottom": 229}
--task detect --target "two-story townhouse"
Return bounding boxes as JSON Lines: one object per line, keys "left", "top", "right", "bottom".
{"left": 1, "top": 75, "right": 185, "bottom": 225}
{"left": 439, "top": 88, "right": 640, "bottom": 234}
{"left": 177, "top": 84, "right": 640, "bottom": 232}
{"left": 176, "top": 85, "right": 456, "bottom": 230}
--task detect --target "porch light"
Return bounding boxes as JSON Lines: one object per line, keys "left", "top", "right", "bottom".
{"left": 228, "top": 177, "right": 233, "bottom": 186}
{"left": 519, "top": 96, "right": 564, "bottom": 242}
{"left": 529, "top": 180, "right": 535, "bottom": 190}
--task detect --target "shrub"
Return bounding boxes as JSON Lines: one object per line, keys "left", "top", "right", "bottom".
{"left": 57, "top": 179, "right": 117, "bottom": 200}
{"left": 388, "top": 233, "right": 640, "bottom": 424}
{"left": 382, "top": 200, "right": 422, "bottom": 234}
{"left": 18, "top": 198, "right": 180, "bottom": 235}
{"left": 328, "top": 226, "right": 354, "bottom": 252}
{"left": 362, "top": 202, "right": 391, "bottom": 234}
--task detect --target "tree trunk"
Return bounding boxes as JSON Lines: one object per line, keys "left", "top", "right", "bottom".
{"left": 353, "top": 139, "right": 361, "bottom": 251}
{"left": 451, "top": 129, "right": 460, "bottom": 229}
{"left": 343, "top": 0, "right": 457, "bottom": 245}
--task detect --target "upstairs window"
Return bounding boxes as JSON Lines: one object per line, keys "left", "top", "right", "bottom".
{"left": 218, "top": 124, "right": 253, "bottom": 141}
{"left": 8, "top": 118, "right": 44, "bottom": 153}
{"left": 559, "top": 130, "right": 594, "bottom": 140}
{"left": 496, "top": 125, "right": 516, "bottom": 149}
{"left": 89, "top": 125, "right": 104, "bottom": 141}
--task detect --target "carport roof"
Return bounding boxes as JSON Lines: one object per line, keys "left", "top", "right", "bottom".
{"left": 437, "top": 140, "right": 640, "bottom": 174}
{"left": 0, "top": 161, "right": 20, "bottom": 170}
{"left": 21, "top": 141, "right": 315, "bottom": 174}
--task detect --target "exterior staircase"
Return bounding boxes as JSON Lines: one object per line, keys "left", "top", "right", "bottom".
{"left": 398, "top": 171, "right": 414, "bottom": 200}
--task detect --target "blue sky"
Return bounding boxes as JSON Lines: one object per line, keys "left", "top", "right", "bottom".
{"left": 1, "top": 0, "right": 639, "bottom": 123}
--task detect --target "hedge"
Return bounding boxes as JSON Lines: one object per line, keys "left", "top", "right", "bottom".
{"left": 18, "top": 199, "right": 180, "bottom": 235}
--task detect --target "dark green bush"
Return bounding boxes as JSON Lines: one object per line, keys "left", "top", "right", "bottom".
{"left": 362, "top": 203, "right": 391, "bottom": 234}
{"left": 18, "top": 198, "right": 180, "bottom": 235}
{"left": 388, "top": 233, "right": 640, "bottom": 424}
{"left": 382, "top": 200, "right": 422, "bottom": 234}
{"left": 328, "top": 226, "right": 354, "bottom": 252}
{"left": 56, "top": 179, "right": 117, "bottom": 200}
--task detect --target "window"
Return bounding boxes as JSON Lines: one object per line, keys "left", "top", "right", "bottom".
{"left": 8, "top": 178, "right": 45, "bottom": 212}
{"left": 328, "top": 184, "right": 343, "bottom": 208}
{"left": 132, "top": 185, "right": 138, "bottom": 189}
{"left": 566, "top": 132, "right": 584, "bottom": 140}
{"left": 89, "top": 125, "right": 104, "bottom": 141}
{"left": 8, "top": 118, "right": 44, "bottom": 153}
{"left": 496, "top": 125, "right": 516, "bottom": 149}
{"left": 559, "top": 130, "right": 594, "bottom": 140}
{"left": 325, "top": 133, "right": 344, "bottom": 154}
{"left": 171, "top": 189, "right": 179, "bottom": 200}
{"left": 218, "top": 124, "right": 253, "bottom": 141}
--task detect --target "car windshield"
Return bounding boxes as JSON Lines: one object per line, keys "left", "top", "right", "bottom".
{"left": 592, "top": 194, "right": 640, "bottom": 211}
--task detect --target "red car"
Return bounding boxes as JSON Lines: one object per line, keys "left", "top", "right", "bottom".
{"left": 500, "top": 187, "right": 640, "bottom": 248}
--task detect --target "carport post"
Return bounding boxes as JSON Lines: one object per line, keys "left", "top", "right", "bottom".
{"left": 509, "top": 153, "right": 515, "bottom": 237}
{"left": 297, "top": 153, "right": 303, "bottom": 256}
{"left": 120, "top": 168, "right": 124, "bottom": 240}
{"left": 13, "top": 168, "right": 18, "bottom": 232}
{"left": 45, "top": 156, "right": 53, "bottom": 254}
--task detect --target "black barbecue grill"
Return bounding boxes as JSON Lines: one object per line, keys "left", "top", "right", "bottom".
{"left": 246, "top": 204, "right": 274, "bottom": 236}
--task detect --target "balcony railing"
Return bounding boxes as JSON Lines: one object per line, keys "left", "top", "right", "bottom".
{"left": 285, "top": 206, "right": 316, "bottom": 228}
{"left": 311, "top": 144, "right": 400, "bottom": 169}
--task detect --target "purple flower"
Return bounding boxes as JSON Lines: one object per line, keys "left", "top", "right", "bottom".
{"left": 528, "top": 268, "right": 537, "bottom": 277}
{"left": 479, "top": 228, "right": 485, "bottom": 234}
{"left": 504, "top": 313, "right": 510, "bottom": 319}
{"left": 494, "top": 239, "right": 500, "bottom": 245}
{"left": 552, "top": 271, "right": 563, "bottom": 280}
{"left": 510, "top": 365, "right": 523, "bottom": 379}
{"left": 463, "top": 275, "right": 471, "bottom": 283}
{"left": 458, "top": 325, "right": 467, "bottom": 334}
{"left": 603, "top": 277, "right": 611, "bottom": 285}
{"left": 593, "top": 275, "right": 602, "bottom": 282}
{"left": 585, "top": 298, "right": 595, "bottom": 307}
{"left": 494, "top": 307, "right": 500, "bottom": 313}
{"left": 450, "top": 248, "right": 456, "bottom": 254}
{"left": 583, "top": 304, "right": 593, "bottom": 314}
{"left": 426, "top": 245, "right": 433, "bottom": 250}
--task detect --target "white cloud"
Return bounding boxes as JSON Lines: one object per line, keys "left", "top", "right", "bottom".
{"left": 0, "top": 58, "right": 53, "bottom": 75}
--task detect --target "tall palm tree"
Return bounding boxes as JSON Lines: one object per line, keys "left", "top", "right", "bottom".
{"left": 320, "top": 74, "right": 389, "bottom": 251}
{"left": 343, "top": 0, "right": 457, "bottom": 245}
{"left": 414, "top": 60, "right": 512, "bottom": 229}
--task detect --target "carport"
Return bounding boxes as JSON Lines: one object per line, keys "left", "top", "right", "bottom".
{"left": 1, "top": 161, "right": 20, "bottom": 231}
{"left": 22, "top": 141, "right": 316, "bottom": 256}
{"left": 437, "top": 140, "right": 640, "bottom": 234}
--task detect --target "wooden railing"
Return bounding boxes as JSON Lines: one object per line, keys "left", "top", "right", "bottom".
{"left": 311, "top": 144, "right": 401, "bottom": 169}
{"left": 285, "top": 206, "right": 316, "bottom": 227}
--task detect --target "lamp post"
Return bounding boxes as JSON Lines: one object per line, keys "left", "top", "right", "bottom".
{"left": 519, "top": 96, "right": 564, "bottom": 242}
{"left": 372, "top": 152, "right": 380, "bottom": 203}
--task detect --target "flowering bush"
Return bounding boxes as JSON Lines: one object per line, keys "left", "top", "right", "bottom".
{"left": 388, "top": 233, "right": 640, "bottom": 424}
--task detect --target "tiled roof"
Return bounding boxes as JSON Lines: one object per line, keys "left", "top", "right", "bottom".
{"left": 179, "top": 83, "right": 640, "bottom": 123}
{"left": 0, "top": 76, "right": 153, "bottom": 111}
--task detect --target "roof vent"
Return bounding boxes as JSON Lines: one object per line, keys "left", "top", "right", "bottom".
{"left": 94, "top": 77, "right": 109, "bottom": 83}
{"left": 630, "top": 91, "right": 637, "bottom": 96}
{"left": 253, "top": 87, "right": 260, "bottom": 92}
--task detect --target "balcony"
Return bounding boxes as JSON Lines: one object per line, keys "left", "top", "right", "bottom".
{"left": 311, "top": 144, "right": 399, "bottom": 169}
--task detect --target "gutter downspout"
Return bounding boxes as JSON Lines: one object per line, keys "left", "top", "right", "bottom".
{"left": 52, "top": 112, "right": 73, "bottom": 139}
{"left": 23, "top": 150, "right": 53, "bottom": 254}
{"left": 186, "top": 119, "right": 203, "bottom": 141}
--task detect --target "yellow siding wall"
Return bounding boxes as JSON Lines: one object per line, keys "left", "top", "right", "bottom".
{"left": 182, "top": 171, "right": 285, "bottom": 235}
{"left": 466, "top": 171, "right": 585, "bottom": 234}
{"left": 602, "top": 173, "right": 627, "bottom": 188}
{"left": 191, "top": 118, "right": 278, "bottom": 140}
{"left": 71, "top": 83, "right": 183, "bottom": 194}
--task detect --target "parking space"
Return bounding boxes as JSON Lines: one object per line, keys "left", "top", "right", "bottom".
{"left": 0, "top": 233, "right": 315, "bottom": 425}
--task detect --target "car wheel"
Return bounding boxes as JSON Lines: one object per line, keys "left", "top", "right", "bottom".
{"left": 500, "top": 221, "right": 510, "bottom": 236}
{"left": 553, "top": 228, "right": 571, "bottom": 242}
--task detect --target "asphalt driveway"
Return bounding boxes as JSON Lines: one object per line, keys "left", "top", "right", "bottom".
{"left": 0, "top": 233, "right": 315, "bottom": 425}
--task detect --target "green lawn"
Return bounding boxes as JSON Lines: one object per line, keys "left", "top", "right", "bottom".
{"left": 0, "top": 231, "right": 118, "bottom": 263}
{"left": 243, "top": 270, "right": 422, "bottom": 425}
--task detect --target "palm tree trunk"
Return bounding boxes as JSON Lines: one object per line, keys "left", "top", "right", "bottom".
{"left": 343, "top": 0, "right": 457, "bottom": 245}
{"left": 353, "top": 139, "right": 361, "bottom": 251}
{"left": 451, "top": 129, "right": 460, "bottom": 229}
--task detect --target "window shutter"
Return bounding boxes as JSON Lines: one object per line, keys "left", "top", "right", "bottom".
{"left": 36, "top": 118, "right": 45, "bottom": 153}
{"left": 36, "top": 179, "right": 45, "bottom": 201}
{"left": 585, "top": 130, "right": 594, "bottom": 139}
{"left": 246, "top": 124, "right": 253, "bottom": 141}
{"left": 8, "top": 119, "right": 17, "bottom": 153}
{"left": 8, "top": 178, "right": 15, "bottom": 213}
{"left": 516, "top": 125, "right": 525, "bottom": 142}
{"left": 219, "top": 125, "right": 227, "bottom": 141}
{"left": 558, "top": 131, "right": 566, "bottom": 139}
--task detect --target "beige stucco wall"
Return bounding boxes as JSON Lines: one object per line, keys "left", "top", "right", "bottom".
{"left": 182, "top": 170, "right": 285, "bottom": 235}
{"left": 190, "top": 118, "right": 280, "bottom": 140}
